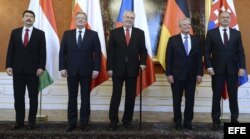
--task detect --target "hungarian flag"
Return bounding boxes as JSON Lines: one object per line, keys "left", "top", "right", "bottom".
{"left": 70, "top": 0, "right": 109, "bottom": 91}
{"left": 28, "top": 0, "right": 60, "bottom": 91}
{"left": 207, "top": 0, "right": 248, "bottom": 99}
{"left": 157, "top": 0, "right": 192, "bottom": 70}
{"left": 116, "top": 0, "right": 156, "bottom": 95}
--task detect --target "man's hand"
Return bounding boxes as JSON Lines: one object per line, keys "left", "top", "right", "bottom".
{"left": 108, "top": 70, "right": 113, "bottom": 77}
{"left": 167, "top": 75, "right": 174, "bottom": 83}
{"left": 140, "top": 65, "right": 146, "bottom": 70}
{"left": 60, "top": 70, "right": 68, "bottom": 78}
{"left": 92, "top": 71, "right": 99, "bottom": 79}
{"left": 36, "top": 69, "right": 44, "bottom": 76}
{"left": 238, "top": 69, "right": 245, "bottom": 76}
{"left": 6, "top": 68, "right": 13, "bottom": 76}
{"left": 207, "top": 68, "right": 215, "bottom": 76}
{"left": 196, "top": 75, "right": 202, "bottom": 84}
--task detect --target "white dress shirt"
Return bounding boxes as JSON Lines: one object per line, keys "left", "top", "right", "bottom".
{"left": 22, "top": 26, "right": 33, "bottom": 43}
{"left": 76, "top": 28, "right": 85, "bottom": 42}
{"left": 219, "top": 26, "right": 230, "bottom": 44}
{"left": 123, "top": 27, "right": 132, "bottom": 36}
{"left": 181, "top": 33, "right": 191, "bottom": 54}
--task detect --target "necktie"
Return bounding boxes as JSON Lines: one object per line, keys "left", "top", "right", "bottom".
{"left": 223, "top": 29, "right": 228, "bottom": 46}
{"left": 24, "top": 29, "right": 29, "bottom": 47}
{"left": 184, "top": 35, "right": 189, "bottom": 55}
{"left": 125, "top": 28, "right": 130, "bottom": 46}
{"left": 78, "top": 31, "right": 82, "bottom": 48}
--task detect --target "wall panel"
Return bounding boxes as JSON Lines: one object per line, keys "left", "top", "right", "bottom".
{"left": 0, "top": 0, "right": 72, "bottom": 71}
{"left": 0, "top": 0, "right": 249, "bottom": 72}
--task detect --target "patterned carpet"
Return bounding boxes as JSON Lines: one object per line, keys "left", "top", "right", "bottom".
{"left": 0, "top": 121, "right": 223, "bottom": 139}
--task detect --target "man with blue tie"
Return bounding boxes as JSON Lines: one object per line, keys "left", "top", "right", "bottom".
{"left": 205, "top": 11, "right": 246, "bottom": 130}
{"left": 165, "top": 18, "right": 203, "bottom": 130}
{"left": 59, "top": 11, "right": 101, "bottom": 132}
{"left": 6, "top": 10, "right": 46, "bottom": 130}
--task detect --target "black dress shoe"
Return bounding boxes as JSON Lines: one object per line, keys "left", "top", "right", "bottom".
{"left": 12, "top": 124, "right": 24, "bottom": 130}
{"left": 109, "top": 121, "right": 118, "bottom": 131}
{"left": 27, "top": 124, "right": 35, "bottom": 130}
{"left": 231, "top": 119, "right": 239, "bottom": 123}
{"left": 212, "top": 122, "right": 220, "bottom": 130}
{"left": 65, "top": 125, "right": 76, "bottom": 132}
{"left": 174, "top": 119, "right": 182, "bottom": 130}
{"left": 81, "top": 124, "right": 88, "bottom": 131}
{"left": 175, "top": 124, "right": 182, "bottom": 130}
{"left": 123, "top": 122, "right": 132, "bottom": 129}
{"left": 183, "top": 123, "right": 193, "bottom": 130}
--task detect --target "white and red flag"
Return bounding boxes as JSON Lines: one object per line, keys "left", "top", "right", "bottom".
{"left": 70, "top": 0, "right": 109, "bottom": 91}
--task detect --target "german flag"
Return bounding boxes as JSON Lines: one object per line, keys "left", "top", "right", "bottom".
{"left": 157, "top": 0, "right": 191, "bottom": 70}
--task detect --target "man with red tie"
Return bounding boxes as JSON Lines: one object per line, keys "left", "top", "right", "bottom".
{"left": 6, "top": 10, "right": 46, "bottom": 130}
{"left": 107, "top": 11, "right": 148, "bottom": 130}
{"left": 205, "top": 11, "right": 246, "bottom": 130}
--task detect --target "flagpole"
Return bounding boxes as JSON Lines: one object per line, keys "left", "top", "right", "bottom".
{"left": 39, "top": 90, "right": 42, "bottom": 116}
{"left": 220, "top": 98, "right": 224, "bottom": 120}
{"left": 139, "top": 68, "right": 142, "bottom": 130}
{"left": 220, "top": 98, "right": 229, "bottom": 123}
{"left": 36, "top": 89, "right": 48, "bottom": 122}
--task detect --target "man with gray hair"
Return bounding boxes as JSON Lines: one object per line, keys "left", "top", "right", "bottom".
{"left": 165, "top": 18, "right": 203, "bottom": 130}
{"left": 107, "top": 11, "right": 147, "bottom": 130}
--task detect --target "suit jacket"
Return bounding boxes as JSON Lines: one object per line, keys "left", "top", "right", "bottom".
{"left": 107, "top": 27, "right": 147, "bottom": 77}
{"left": 205, "top": 28, "right": 246, "bottom": 75}
{"left": 59, "top": 29, "right": 101, "bottom": 77}
{"left": 165, "top": 34, "right": 203, "bottom": 80}
{"left": 6, "top": 27, "right": 46, "bottom": 74}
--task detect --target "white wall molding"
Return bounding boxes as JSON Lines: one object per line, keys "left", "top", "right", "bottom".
{"left": 0, "top": 72, "right": 249, "bottom": 113}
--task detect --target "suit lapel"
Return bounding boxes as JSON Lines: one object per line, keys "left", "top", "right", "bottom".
{"left": 129, "top": 27, "right": 136, "bottom": 47}
{"left": 228, "top": 28, "right": 234, "bottom": 46}
{"left": 215, "top": 28, "right": 224, "bottom": 47}
{"left": 18, "top": 28, "right": 24, "bottom": 47}
{"left": 28, "top": 28, "right": 36, "bottom": 47}
{"left": 189, "top": 35, "right": 195, "bottom": 56}
{"left": 81, "top": 29, "right": 89, "bottom": 48}
{"left": 21, "top": 27, "right": 35, "bottom": 48}
{"left": 71, "top": 29, "right": 78, "bottom": 48}
{"left": 177, "top": 34, "right": 187, "bottom": 56}
{"left": 119, "top": 27, "right": 127, "bottom": 47}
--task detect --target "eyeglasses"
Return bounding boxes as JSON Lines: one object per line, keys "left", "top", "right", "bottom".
{"left": 125, "top": 16, "right": 134, "bottom": 20}
{"left": 76, "top": 17, "right": 87, "bottom": 20}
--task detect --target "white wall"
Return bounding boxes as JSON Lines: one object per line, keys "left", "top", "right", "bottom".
{"left": 0, "top": 73, "right": 249, "bottom": 113}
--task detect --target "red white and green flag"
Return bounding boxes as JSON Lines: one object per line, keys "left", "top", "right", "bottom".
{"left": 28, "top": 0, "right": 60, "bottom": 91}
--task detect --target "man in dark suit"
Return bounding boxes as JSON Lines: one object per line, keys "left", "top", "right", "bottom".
{"left": 205, "top": 11, "right": 246, "bottom": 130}
{"left": 59, "top": 11, "right": 101, "bottom": 132}
{"left": 6, "top": 10, "right": 46, "bottom": 130}
{"left": 165, "top": 18, "right": 203, "bottom": 130}
{"left": 107, "top": 11, "right": 147, "bottom": 130}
